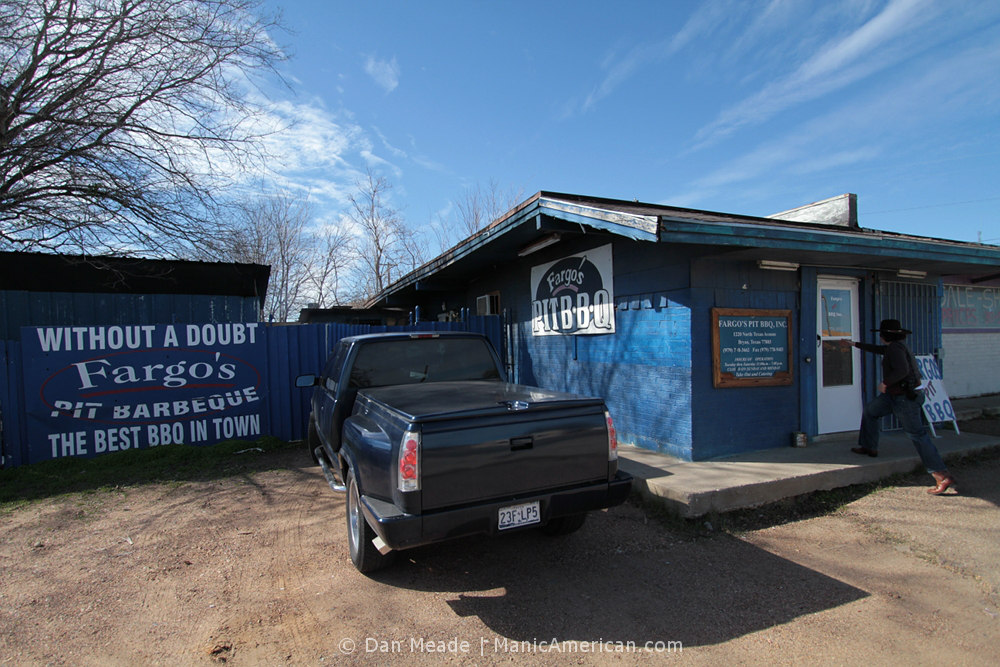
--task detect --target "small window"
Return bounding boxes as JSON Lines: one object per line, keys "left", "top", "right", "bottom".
{"left": 349, "top": 338, "right": 501, "bottom": 389}
{"left": 322, "top": 341, "right": 351, "bottom": 391}
{"left": 476, "top": 293, "right": 500, "bottom": 315}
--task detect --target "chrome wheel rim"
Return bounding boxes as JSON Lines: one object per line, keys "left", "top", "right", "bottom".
{"left": 348, "top": 479, "right": 360, "bottom": 556}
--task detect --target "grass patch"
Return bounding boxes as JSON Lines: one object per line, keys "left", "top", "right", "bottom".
{"left": 713, "top": 480, "right": 899, "bottom": 534}
{"left": 0, "top": 437, "right": 299, "bottom": 508}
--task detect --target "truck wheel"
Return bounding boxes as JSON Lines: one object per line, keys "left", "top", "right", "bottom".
{"left": 307, "top": 415, "right": 321, "bottom": 463}
{"left": 306, "top": 415, "right": 321, "bottom": 465}
{"left": 541, "top": 513, "right": 587, "bottom": 536}
{"left": 346, "top": 468, "right": 393, "bottom": 574}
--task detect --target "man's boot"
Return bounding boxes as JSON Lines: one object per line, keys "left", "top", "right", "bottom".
{"left": 927, "top": 471, "right": 956, "bottom": 495}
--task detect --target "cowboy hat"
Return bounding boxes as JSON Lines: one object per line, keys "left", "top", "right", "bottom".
{"left": 871, "top": 319, "right": 911, "bottom": 334}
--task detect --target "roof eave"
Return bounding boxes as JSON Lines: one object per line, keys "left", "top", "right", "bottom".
{"left": 659, "top": 217, "right": 1000, "bottom": 271}
{"left": 370, "top": 192, "right": 1000, "bottom": 306}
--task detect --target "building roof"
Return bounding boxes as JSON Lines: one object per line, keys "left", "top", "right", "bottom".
{"left": 371, "top": 191, "right": 1000, "bottom": 307}
{"left": 0, "top": 252, "right": 270, "bottom": 305}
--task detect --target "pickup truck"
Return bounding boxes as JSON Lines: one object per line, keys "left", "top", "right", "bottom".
{"left": 295, "top": 331, "right": 632, "bottom": 573}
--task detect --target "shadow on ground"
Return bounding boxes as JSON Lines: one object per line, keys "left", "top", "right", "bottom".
{"left": 372, "top": 506, "right": 868, "bottom": 648}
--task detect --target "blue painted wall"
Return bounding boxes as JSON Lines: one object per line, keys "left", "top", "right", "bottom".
{"left": 453, "top": 240, "right": 806, "bottom": 460}
{"left": 688, "top": 259, "right": 801, "bottom": 459}
{"left": 517, "top": 294, "right": 694, "bottom": 459}
{"left": 465, "top": 240, "right": 697, "bottom": 459}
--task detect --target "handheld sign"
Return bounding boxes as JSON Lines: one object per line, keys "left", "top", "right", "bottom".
{"left": 915, "top": 355, "right": 959, "bottom": 436}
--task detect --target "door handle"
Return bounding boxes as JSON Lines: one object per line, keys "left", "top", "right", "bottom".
{"left": 510, "top": 437, "right": 533, "bottom": 451}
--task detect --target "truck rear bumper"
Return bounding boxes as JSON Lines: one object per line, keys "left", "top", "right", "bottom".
{"left": 359, "top": 471, "right": 633, "bottom": 551}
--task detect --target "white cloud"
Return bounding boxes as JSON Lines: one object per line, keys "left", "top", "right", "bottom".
{"left": 262, "top": 100, "right": 359, "bottom": 170}
{"left": 373, "top": 125, "right": 409, "bottom": 159}
{"left": 360, "top": 149, "right": 402, "bottom": 178}
{"left": 580, "top": 1, "right": 737, "bottom": 113}
{"left": 665, "top": 30, "right": 1000, "bottom": 208}
{"left": 794, "top": 147, "right": 883, "bottom": 175}
{"left": 364, "top": 55, "right": 400, "bottom": 93}
{"left": 219, "top": 93, "right": 374, "bottom": 212}
{"left": 691, "top": 0, "right": 944, "bottom": 148}
{"left": 411, "top": 154, "right": 448, "bottom": 173}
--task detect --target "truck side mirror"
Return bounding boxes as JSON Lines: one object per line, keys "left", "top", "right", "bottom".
{"left": 295, "top": 374, "right": 318, "bottom": 388}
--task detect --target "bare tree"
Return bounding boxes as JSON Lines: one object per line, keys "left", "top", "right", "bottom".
{"left": 205, "top": 192, "right": 315, "bottom": 322}
{"left": 430, "top": 179, "right": 523, "bottom": 252}
{"left": 346, "top": 169, "right": 424, "bottom": 302}
{"left": 310, "top": 224, "right": 352, "bottom": 308}
{"left": 0, "top": 0, "right": 284, "bottom": 254}
{"left": 455, "top": 179, "right": 522, "bottom": 236}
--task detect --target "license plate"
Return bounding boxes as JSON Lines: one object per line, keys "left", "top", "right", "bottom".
{"left": 498, "top": 501, "right": 540, "bottom": 530}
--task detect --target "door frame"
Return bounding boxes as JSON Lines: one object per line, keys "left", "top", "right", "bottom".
{"left": 816, "top": 276, "right": 863, "bottom": 434}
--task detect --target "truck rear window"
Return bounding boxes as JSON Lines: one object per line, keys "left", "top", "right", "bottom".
{"left": 349, "top": 338, "right": 502, "bottom": 388}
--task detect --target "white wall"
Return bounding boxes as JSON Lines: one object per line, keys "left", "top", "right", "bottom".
{"left": 942, "top": 332, "right": 1000, "bottom": 398}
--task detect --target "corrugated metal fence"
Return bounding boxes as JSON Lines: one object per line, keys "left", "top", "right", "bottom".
{"left": 0, "top": 339, "right": 23, "bottom": 468}
{"left": 0, "top": 317, "right": 503, "bottom": 467}
{"left": 265, "top": 317, "right": 504, "bottom": 443}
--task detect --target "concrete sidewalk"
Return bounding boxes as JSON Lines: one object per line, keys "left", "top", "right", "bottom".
{"left": 618, "top": 395, "right": 1000, "bottom": 519}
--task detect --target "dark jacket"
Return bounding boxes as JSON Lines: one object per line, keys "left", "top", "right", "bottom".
{"left": 856, "top": 340, "right": 922, "bottom": 395}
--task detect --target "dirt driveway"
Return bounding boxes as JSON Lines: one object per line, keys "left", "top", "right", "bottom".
{"left": 2, "top": 433, "right": 998, "bottom": 665}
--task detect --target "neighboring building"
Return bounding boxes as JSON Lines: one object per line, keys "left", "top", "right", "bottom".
{"left": 940, "top": 274, "right": 1000, "bottom": 398}
{"left": 0, "top": 252, "right": 269, "bottom": 339}
{"left": 368, "top": 192, "right": 1000, "bottom": 461}
{"left": 297, "top": 305, "right": 410, "bottom": 326}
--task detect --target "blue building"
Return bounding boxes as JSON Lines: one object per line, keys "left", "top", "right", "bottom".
{"left": 370, "top": 192, "right": 1000, "bottom": 461}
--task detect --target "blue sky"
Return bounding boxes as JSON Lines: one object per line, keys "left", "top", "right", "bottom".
{"left": 258, "top": 0, "right": 1000, "bottom": 247}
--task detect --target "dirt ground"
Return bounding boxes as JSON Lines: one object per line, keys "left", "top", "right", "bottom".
{"left": 1, "top": 422, "right": 998, "bottom": 665}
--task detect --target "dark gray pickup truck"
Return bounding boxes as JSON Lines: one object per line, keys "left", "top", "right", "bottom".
{"left": 296, "top": 331, "right": 632, "bottom": 573}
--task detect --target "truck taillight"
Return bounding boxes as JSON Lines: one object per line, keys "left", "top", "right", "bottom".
{"left": 605, "top": 410, "right": 618, "bottom": 462}
{"left": 398, "top": 430, "right": 421, "bottom": 492}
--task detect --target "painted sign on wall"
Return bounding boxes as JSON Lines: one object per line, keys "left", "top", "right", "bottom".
{"left": 21, "top": 323, "right": 265, "bottom": 463}
{"left": 942, "top": 284, "right": 1000, "bottom": 330}
{"left": 530, "top": 244, "right": 615, "bottom": 336}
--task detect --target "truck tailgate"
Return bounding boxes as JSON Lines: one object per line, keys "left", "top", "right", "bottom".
{"left": 362, "top": 381, "right": 610, "bottom": 510}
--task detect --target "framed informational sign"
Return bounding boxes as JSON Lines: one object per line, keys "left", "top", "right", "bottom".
{"left": 712, "top": 308, "right": 793, "bottom": 388}
{"left": 530, "top": 244, "right": 615, "bottom": 336}
{"left": 915, "top": 355, "right": 960, "bottom": 435}
{"left": 21, "top": 323, "right": 265, "bottom": 464}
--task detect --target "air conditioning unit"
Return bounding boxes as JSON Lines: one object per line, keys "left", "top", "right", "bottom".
{"left": 476, "top": 294, "right": 499, "bottom": 316}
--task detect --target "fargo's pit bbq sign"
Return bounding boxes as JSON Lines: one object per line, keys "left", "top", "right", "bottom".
{"left": 531, "top": 244, "right": 615, "bottom": 336}
{"left": 22, "top": 323, "right": 264, "bottom": 463}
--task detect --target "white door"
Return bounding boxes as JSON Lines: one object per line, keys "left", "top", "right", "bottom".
{"left": 817, "top": 277, "right": 863, "bottom": 434}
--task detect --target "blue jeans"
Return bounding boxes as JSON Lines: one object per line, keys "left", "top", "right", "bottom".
{"left": 858, "top": 389, "right": 947, "bottom": 473}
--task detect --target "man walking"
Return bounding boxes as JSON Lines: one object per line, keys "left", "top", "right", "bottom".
{"left": 848, "top": 319, "right": 956, "bottom": 495}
